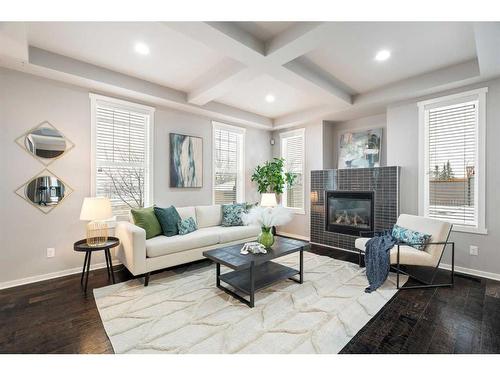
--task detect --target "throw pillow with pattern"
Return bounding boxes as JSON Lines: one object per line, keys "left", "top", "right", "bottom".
{"left": 392, "top": 224, "right": 431, "bottom": 250}
{"left": 221, "top": 203, "right": 246, "bottom": 227}
{"left": 178, "top": 217, "right": 197, "bottom": 235}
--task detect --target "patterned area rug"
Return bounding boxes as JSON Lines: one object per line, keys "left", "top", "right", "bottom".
{"left": 94, "top": 252, "right": 407, "bottom": 353}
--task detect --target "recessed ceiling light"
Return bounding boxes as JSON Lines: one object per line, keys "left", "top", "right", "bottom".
{"left": 265, "top": 94, "right": 276, "bottom": 103}
{"left": 134, "top": 42, "right": 150, "bottom": 55}
{"left": 375, "top": 49, "right": 391, "bottom": 62}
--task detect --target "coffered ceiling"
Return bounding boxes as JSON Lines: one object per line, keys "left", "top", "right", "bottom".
{"left": 1, "top": 21, "right": 499, "bottom": 129}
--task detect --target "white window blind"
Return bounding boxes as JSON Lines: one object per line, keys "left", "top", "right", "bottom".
{"left": 91, "top": 95, "right": 154, "bottom": 217}
{"left": 213, "top": 123, "right": 245, "bottom": 205}
{"left": 281, "top": 129, "right": 305, "bottom": 212}
{"left": 420, "top": 88, "right": 487, "bottom": 232}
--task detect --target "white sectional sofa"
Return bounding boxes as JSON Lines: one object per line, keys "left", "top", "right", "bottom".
{"left": 115, "top": 204, "right": 260, "bottom": 285}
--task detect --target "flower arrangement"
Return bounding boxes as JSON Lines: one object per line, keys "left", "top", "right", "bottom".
{"left": 242, "top": 205, "right": 292, "bottom": 228}
{"left": 242, "top": 206, "right": 292, "bottom": 248}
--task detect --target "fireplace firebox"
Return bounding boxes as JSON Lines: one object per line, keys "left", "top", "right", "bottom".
{"left": 325, "top": 191, "right": 374, "bottom": 236}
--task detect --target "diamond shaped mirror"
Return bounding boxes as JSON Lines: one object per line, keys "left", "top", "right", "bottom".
{"left": 16, "top": 121, "right": 74, "bottom": 166}
{"left": 15, "top": 170, "right": 74, "bottom": 214}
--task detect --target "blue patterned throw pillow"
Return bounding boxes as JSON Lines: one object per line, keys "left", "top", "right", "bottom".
{"left": 392, "top": 224, "right": 431, "bottom": 250}
{"left": 178, "top": 217, "right": 197, "bottom": 235}
{"left": 221, "top": 203, "right": 246, "bottom": 227}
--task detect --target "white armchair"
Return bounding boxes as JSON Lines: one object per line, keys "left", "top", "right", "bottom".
{"left": 355, "top": 214, "right": 454, "bottom": 289}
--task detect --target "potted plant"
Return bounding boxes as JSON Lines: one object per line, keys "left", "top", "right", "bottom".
{"left": 251, "top": 157, "right": 297, "bottom": 198}
{"left": 249, "top": 158, "right": 297, "bottom": 247}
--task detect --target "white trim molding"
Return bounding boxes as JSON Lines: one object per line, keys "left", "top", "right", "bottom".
{"left": 277, "top": 231, "right": 310, "bottom": 242}
{"left": 280, "top": 128, "right": 306, "bottom": 215}
{"left": 89, "top": 93, "right": 155, "bottom": 213}
{"left": 0, "top": 261, "right": 121, "bottom": 291}
{"left": 211, "top": 121, "right": 246, "bottom": 205}
{"left": 418, "top": 87, "right": 488, "bottom": 235}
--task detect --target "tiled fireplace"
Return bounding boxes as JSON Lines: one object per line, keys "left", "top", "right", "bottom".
{"left": 311, "top": 167, "right": 400, "bottom": 252}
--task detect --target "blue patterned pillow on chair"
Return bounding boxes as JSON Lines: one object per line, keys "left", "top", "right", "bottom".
{"left": 178, "top": 217, "right": 197, "bottom": 235}
{"left": 392, "top": 224, "right": 431, "bottom": 250}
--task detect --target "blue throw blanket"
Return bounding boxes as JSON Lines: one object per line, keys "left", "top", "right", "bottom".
{"left": 364, "top": 231, "right": 396, "bottom": 293}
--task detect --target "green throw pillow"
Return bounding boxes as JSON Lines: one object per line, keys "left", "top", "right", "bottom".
{"left": 154, "top": 206, "right": 181, "bottom": 237}
{"left": 131, "top": 207, "right": 162, "bottom": 239}
{"left": 392, "top": 224, "right": 431, "bottom": 251}
{"left": 178, "top": 217, "right": 197, "bottom": 235}
{"left": 221, "top": 203, "right": 246, "bottom": 227}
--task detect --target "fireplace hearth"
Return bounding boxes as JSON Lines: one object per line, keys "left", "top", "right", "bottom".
{"left": 311, "top": 167, "right": 400, "bottom": 252}
{"left": 326, "top": 191, "right": 374, "bottom": 236}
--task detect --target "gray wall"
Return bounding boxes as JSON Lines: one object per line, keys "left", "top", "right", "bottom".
{"left": 0, "top": 68, "right": 271, "bottom": 286}
{"left": 323, "top": 114, "right": 387, "bottom": 169}
{"left": 272, "top": 121, "right": 324, "bottom": 239}
{"left": 272, "top": 115, "right": 387, "bottom": 239}
{"left": 387, "top": 78, "right": 500, "bottom": 276}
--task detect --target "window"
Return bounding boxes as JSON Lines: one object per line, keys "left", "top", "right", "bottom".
{"left": 281, "top": 128, "right": 305, "bottom": 214}
{"left": 90, "top": 94, "right": 154, "bottom": 218}
{"left": 212, "top": 122, "right": 245, "bottom": 204}
{"left": 418, "top": 88, "right": 487, "bottom": 234}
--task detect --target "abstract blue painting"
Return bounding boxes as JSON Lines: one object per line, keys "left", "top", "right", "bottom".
{"left": 169, "top": 133, "right": 203, "bottom": 188}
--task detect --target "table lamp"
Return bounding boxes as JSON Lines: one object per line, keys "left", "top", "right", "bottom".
{"left": 79, "top": 197, "right": 113, "bottom": 246}
{"left": 260, "top": 193, "right": 277, "bottom": 207}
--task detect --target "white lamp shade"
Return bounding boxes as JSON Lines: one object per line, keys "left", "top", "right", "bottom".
{"left": 260, "top": 193, "right": 278, "bottom": 207}
{"left": 79, "top": 197, "right": 113, "bottom": 221}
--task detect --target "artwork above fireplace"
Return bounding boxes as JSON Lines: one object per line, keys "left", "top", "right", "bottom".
{"left": 326, "top": 190, "right": 374, "bottom": 236}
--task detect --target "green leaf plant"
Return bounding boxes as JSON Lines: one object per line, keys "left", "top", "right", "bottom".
{"left": 251, "top": 158, "right": 297, "bottom": 195}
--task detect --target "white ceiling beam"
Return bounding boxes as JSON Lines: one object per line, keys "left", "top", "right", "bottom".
{"left": 283, "top": 57, "right": 354, "bottom": 105}
{"left": 17, "top": 47, "right": 273, "bottom": 129}
{"left": 265, "top": 22, "right": 336, "bottom": 64}
{"left": 186, "top": 59, "right": 263, "bottom": 106}
{"left": 274, "top": 59, "right": 483, "bottom": 128}
{"left": 354, "top": 59, "right": 480, "bottom": 107}
{"left": 165, "top": 22, "right": 264, "bottom": 65}
{"left": 165, "top": 21, "right": 353, "bottom": 108}
{"left": 474, "top": 22, "right": 500, "bottom": 77}
{"left": 0, "top": 22, "right": 28, "bottom": 63}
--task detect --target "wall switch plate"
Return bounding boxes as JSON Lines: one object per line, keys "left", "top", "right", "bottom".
{"left": 469, "top": 245, "right": 479, "bottom": 256}
{"left": 46, "top": 248, "right": 55, "bottom": 258}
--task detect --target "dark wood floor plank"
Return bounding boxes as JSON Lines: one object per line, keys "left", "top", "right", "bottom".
{"left": 1, "top": 242, "right": 500, "bottom": 354}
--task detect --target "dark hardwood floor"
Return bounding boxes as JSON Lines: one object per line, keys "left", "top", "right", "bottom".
{"left": 1, "top": 243, "right": 499, "bottom": 354}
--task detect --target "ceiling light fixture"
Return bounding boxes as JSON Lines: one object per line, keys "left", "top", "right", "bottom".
{"left": 375, "top": 49, "right": 391, "bottom": 62}
{"left": 134, "top": 42, "right": 150, "bottom": 55}
{"left": 265, "top": 94, "right": 276, "bottom": 103}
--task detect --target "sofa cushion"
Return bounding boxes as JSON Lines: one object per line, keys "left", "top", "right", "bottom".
{"left": 154, "top": 205, "right": 181, "bottom": 237}
{"left": 221, "top": 203, "right": 246, "bottom": 226}
{"left": 130, "top": 206, "right": 162, "bottom": 240}
{"left": 178, "top": 217, "right": 198, "bottom": 235}
{"left": 176, "top": 206, "right": 197, "bottom": 224}
{"left": 354, "top": 237, "right": 436, "bottom": 267}
{"left": 146, "top": 227, "right": 219, "bottom": 258}
{"left": 195, "top": 205, "right": 222, "bottom": 228}
{"left": 217, "top": 225, "right": 260, "bottom": 243}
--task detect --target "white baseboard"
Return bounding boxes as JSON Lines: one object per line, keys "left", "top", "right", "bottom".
{"left": 0, "top": 261, "right": 122, "bottom": 291}
{"left": 439, "top": 263, "right": 500, "bottom": 281}
{"left": 277, "top": 231, "right": 310, "bottom": 241}
{"left": 310, "top": 241, "right": 360, "bottom": 255}
{"left": 312, "top": 241, "right": 500, "bottom": 282}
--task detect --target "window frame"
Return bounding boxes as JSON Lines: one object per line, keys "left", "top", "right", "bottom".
{"left": 211, "top": 121, "right": 246, "bottom": 205}
{"left": 89, "top": 93, "right": 155, "bottom": 217}
{"left": 280, "top": 128, "right": 306, "bottom": 215}
{"left": 418, "top": 87, "right": 487, "bottom": 235}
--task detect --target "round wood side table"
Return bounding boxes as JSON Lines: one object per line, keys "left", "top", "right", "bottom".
{"left": 74, "top": 237, "right": 120, "bottom": 294}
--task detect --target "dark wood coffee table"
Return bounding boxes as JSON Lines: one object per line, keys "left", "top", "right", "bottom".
{"left": 203, "top": 236, "right": 310, "bottom": 307}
